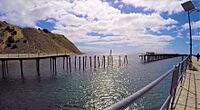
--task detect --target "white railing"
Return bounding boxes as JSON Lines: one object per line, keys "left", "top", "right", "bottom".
{"left": 105, "top": 56, "right": 189, "bottom": 110}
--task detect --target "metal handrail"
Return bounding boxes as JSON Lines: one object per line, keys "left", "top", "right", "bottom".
{"left": 160, "top": 95, "right": 171, "bottom": 110}
{"left": 105, "top": 56, "right": 189, "bottom": 110}
{"left": 160, "top": 56, "right": 189, "bottom": 110}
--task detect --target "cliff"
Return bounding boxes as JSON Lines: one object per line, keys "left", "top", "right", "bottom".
{"left": 0, "top": 21, "right": 81, "bottom": 54}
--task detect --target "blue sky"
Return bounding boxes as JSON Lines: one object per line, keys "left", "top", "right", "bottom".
{"left": 0, "top": 0, "right": 200, "bottom": 54}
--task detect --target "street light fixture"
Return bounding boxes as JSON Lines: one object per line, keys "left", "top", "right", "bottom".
{"left": 181, "top": 1, "right": 195, "bottom": 11}
{"left": 181, "top": 1, "right": 196, "bottom": 66}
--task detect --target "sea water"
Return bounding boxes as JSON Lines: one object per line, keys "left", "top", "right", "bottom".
{"left": 0, "top": 54, "right": 182, "bottom": 110}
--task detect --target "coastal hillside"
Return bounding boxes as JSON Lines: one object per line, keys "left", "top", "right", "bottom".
{"left": 0, "top": 21, "right": 81, "bottom": 54}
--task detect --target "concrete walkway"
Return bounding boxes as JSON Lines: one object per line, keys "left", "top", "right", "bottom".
{"left": 173, "top": 57, "right": 200, "bottom": 110}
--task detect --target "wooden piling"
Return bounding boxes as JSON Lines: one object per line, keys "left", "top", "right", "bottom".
{"left": 85, "top": 56, "right": 87, "bottom": 68}
{"left": 66, "top": 57, "right": 69, "bottom": 72}
{"left": 75, "top": 56, "right": 77, "bottom": 70}
{"left": 69, "top": 57, "right": 71, "bottom": 73}
{"left": 94, "top": 56, "right": 96, "bottom": 69}
{"left": 102, "top": 56, "right": 104, "bottom": 66}
{"left": 79, "top": 56, "right": 81, "bottom": 70}
{"left": 20, "top": 60, "right": 24, "bottom": 80}
{"left": 125, "top": 55, "right": 128, "bottom": 64}
{"left": 119, "top": 56, "right": 121, "bottom": 66}
{"left": 36, "top": 59, "right": 40, "bottom": 77}
{"left": 1, "top": 60, "right": 3, "bottom": 79}
{"left": 54, "top": 58, "right": 57, "bottom": 75}
{"left": 50, "top": 58, "right": 52, "bottom": 71}
{"left": 5, "top": 60, "right": 8, "bottom": 75}
{"left": 63, "top": 57, "right": 65, "bottom": 70}
{"left": 52, "top": 58, "right": 55, "bottom": 72}
{"left": 97, "top": 56, "right": 100, "bottom": 68}
{"left": 107, "top": 56, "right": 109, "bottom": 66}
{"left": 83, "top": 56, "right": 85, "bottom": 70}
{"left": 1, "top": 60, "right": 5, "bottom": 79}
{"left": 89, "top": 56, "right": 92, "bottom": 68}
{"left": 111, "top": 56, "right": 113, "bottom": 66}
{"left": 103, "top": 56, "right": 106, "bottom": 68}
{"left": 123, "top": 56, "right": 125, "bottom": 64}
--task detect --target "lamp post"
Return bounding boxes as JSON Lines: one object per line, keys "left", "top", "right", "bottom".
{"left": 181, "top": 1, "right": 196, "bottom": 67}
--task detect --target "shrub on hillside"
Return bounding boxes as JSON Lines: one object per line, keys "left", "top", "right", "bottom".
{"left": 0, "top": 39, "right": 3, "bottom": 43}
{"left": 43, "top": 29, "right": 51, "bottom": 33}
{"left": 11, "top": 31, "right": 17, "bottom": 35}
{"left": 23, "top": 40, "right": 27, "bottom": 43}
{"left": 7, "top": 36, "right": 15, "bottom": 43}
{"left": 6, "top": 43, "right": 11, "bottom": 47}
{"left": 11, "top": 44, "right": 17, "bottom": 49}
{"left": 5, "top": 26, "right": 14, "bottom": 32}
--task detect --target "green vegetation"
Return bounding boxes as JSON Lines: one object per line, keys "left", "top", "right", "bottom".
{"left": 0, "top": 21, "right": 81, "bottom": 54}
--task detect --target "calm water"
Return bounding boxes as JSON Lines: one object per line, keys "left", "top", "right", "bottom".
{"left": 0, "top": 54, "right": 182, "bottom": 110}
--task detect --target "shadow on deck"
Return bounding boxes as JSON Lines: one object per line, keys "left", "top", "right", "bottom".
{"left": 172, "top": 57, "right": 200, "bottom": 110}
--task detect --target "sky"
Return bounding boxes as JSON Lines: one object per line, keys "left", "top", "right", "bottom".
{"left": 0, "top": 0, "right": 200, "bottom": 54}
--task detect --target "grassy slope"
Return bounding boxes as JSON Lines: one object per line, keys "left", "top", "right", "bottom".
{"left": 0, "top": 21, "right": 81, "bottom": 54}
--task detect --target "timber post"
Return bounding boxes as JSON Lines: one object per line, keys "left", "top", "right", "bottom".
{"left": 20, "top": 60, "right": 24, "bottom": 80}
{"left": 89, "top": 56, "right": 92, "bottom": 68}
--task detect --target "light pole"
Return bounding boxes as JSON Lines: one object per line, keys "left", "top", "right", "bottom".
{"left": 181, "top": 1, "right": 198, "bottom": 67}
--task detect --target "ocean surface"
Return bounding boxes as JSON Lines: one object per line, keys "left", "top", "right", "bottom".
{"left": 0, "top": 54, "right": 182, "bottom": 110}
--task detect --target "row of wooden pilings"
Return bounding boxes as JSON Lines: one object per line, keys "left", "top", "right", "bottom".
{"left": 59, "top": 55, "right": 128, "bottom": 71}
{"left": 139, "top": 55, "right": 178, "bottom": 63}
{"left": 1, "top": 55, "right": 128, "bottom": 80}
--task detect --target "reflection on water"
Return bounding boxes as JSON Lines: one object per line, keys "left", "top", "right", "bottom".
{"left": 0, "top": 55, "right": 181, "bottom": 110}
{"left": 86, "top": 66, "right": 129, "bottom": 109}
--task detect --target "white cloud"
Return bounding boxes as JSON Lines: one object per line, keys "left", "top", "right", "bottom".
{"left": 193, "top": 35, "right": 200, "bottom": 40}
{"left": 121, "top": 0, "right": 189, "bottom": 14}
{"left": 0, "top": 0, "right": 73, "bottom": 27}
{"left": 182, "top": 20, "right": 200, "bottom": 30}
{"left": 0, "top": 0, "right": 179, "bottom": 53}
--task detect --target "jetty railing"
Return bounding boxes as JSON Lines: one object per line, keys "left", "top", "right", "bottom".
{"left": 105, "top": 56, "right": 189, "bottom": 110}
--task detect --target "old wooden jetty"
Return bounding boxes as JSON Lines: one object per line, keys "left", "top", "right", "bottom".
{"left": 139, "top": 53, "right": 187, "bottom": 63}
{"left": 0, "top": 53, "right": 128, "bottom": 80}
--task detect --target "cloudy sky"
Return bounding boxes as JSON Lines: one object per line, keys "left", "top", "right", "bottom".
{"left": 0, "top": 0, "right": 200, "bottom": 54}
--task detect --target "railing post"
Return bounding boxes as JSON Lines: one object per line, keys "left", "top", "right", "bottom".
{"left": 181, "top": 57, "right": 189, "bottom": 85}
{"left": 179, "top": 62, "right": 184, "bottom": 86}
{"left": 168, "top": 65, "right": 179, "bottom": 110}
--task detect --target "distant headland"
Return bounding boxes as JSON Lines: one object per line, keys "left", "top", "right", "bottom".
{"left": 0, "top": 21, "right": 81, "bottom": 54}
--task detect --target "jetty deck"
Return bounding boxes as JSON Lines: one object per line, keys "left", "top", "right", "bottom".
{"left": 172, "top": 56, "right": 200, "bottom": 110}
{"left": 0, "top": 53, "right": 74, "bottom": 60}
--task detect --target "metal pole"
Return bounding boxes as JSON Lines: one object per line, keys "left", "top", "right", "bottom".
{"left": 188, "top": 11, "right": 192, "bottom": 63}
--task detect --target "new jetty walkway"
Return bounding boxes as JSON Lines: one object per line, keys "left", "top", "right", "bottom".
{"left": 139, "top": 53, "right": 187, "bottom": 63}
{"left": 171, "top": 56, "right": 200, "bottom": 110}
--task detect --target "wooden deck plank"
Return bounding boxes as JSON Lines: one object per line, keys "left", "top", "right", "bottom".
{"left": 173, "top": 57, "right": 200, "bottom": 110}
